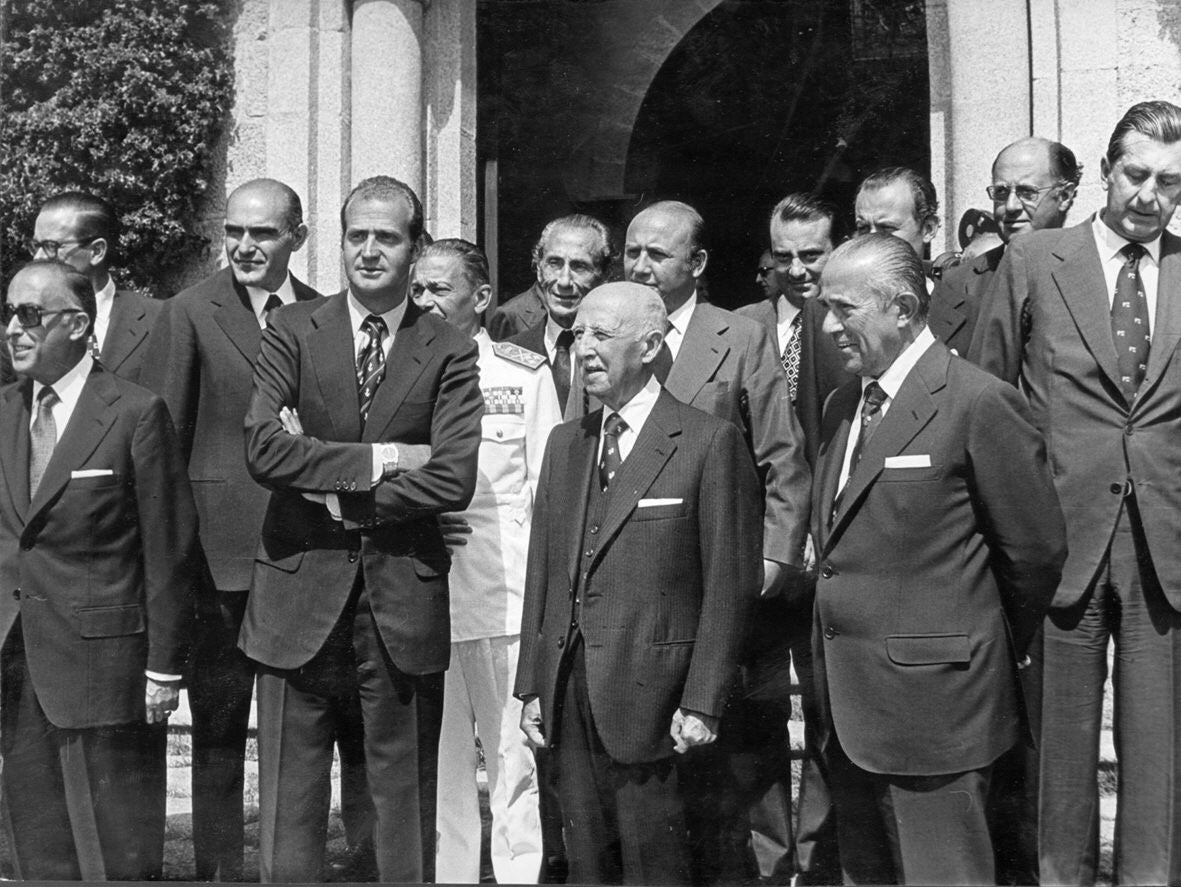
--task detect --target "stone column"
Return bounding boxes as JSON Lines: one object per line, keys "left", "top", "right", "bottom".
{"left": 351, "top": 0, "right": 424, "bottom": 192}
{"left": 424, "top": 0, "right": 477, "bottom": 240}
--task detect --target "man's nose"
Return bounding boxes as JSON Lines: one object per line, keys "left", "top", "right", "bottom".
{"left": 1005, "top": 190, "right": 1024, "bottom": 214}
{"left": 821, "top": 310, "right": 841, "bottom": 335}
{"left": 789, "top": 258, "right": 807, "bottom": 278}
{"left": 361, "top": 234, "right": 381, "bottom": 257}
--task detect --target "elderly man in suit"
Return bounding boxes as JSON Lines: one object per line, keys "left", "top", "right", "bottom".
{"left": 241, "top": 175, "right": 483, "bottom": 883}
{"left": 930, "top": 138, "right": 1080, "bottom": 357}
{"left": 516, "top": 281, "right": 762, "bottom": 885}
{"left": 141, "top": 178, "right": 375, "bottom": 880}
{"left": 736, "top": 192, "right": 851, "bottom": 885}
{"left": 812, "top": 233, "right": 1065, "bottom": 884}
{"left": 624, "top": 199, "right": 811, "bottom": 885}
{"left": 412, "top": 238, "right": 559, "bottom": 884}
{"left": 0, "top": 260, "right": 197, "bottom": 879}
{"left": 5, "top": 192, "right": 160, "bottom": 386}
{"left": 971, "top": 100, "right": 1181, "bottom": 886}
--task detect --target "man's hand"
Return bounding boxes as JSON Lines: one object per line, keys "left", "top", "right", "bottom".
{"left": 520, "top": 697, "right": 547, "bottom": 748}
{"left": 279, "top": 405, "right": 304, "bottom": 436}
{"left": 145, "top": 677, "right": 180, "bottom": 725}
{"left": 439, "top": 513, "right": 472, "bottom": 554}
{"left": 670, "top": 708, "right": 718, "bottom": 753}
{"left": 803, "top": 533, "right": 817, "bottom": 573}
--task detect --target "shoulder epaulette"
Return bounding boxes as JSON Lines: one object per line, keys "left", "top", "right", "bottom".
{"left": 492, "top": 340, "right": 547, "bottom": 369}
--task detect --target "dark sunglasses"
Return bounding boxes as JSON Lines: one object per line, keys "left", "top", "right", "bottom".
{"left": 2, "top": 304, "right": 83, "bottom": 328}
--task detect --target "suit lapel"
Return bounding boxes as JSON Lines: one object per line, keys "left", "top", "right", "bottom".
{"left": 664, "top": 305, "right": 727, "bottom": 404}
{"left": 27, "top": 370, "right": 120, "bottom": 522}
{"left": 564, "top": 414, "right": 600, "bottom": 587}
{"left": 308, "top": 295, "right": 363, "bottom": 442}
{"left": 1138, "top": 232, "right": 1181, "bottom": 403}
{"left": 100, "top": 291, "right": 148, "bottom": 372}
{"left": 815, "top": 382, "right": 857, "bottom": 551}
{"left": 1051, "top": 228, "right": 1123, "bottom": 395}
{"left": 211, "top": 273, "right": 262, "bottom": 366}
{"left": 0, "top": 382, "right": 32, "bottom": 518}
{"left": 362, "top": 312, "right": 433, "bottom": 442}
{"left": 828, "top": 346, "right": 944, "bottom": 541}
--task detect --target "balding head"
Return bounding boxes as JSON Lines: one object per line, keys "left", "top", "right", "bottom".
{"left": 990, "top": 137, "right": 1079, "bottom": 242}
{"left": 624, "top": 201, "right": 708, "bottom": 313}
{"left": 573, "top": 281, "right": 668, "bottom": 410}
{"left": 224, "top": 178, "right": 308, "bottom": 291}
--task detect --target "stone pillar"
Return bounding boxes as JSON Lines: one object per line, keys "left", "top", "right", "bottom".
{"left": 309, "top": 0, "right": 350, "bottom": 293}
{"left": 937, "top": 0, "right": 1030, "bottom": 255}
{"left": 424, "top": 0, "right": 478, "bottom": 240}
{"left": 351, "top": 0, "right": 424, "bottom": 192}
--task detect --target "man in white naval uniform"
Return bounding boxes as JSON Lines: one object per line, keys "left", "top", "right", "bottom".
{"left": 412, "top": 238, "right": 561, "bottom": 883}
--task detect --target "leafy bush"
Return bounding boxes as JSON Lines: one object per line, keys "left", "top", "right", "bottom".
{"left": 0, "top": 0, "right": 234, "bottom": 296}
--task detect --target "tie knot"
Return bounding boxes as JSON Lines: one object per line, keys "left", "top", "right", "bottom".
{"left": 789, "top": 312, "right": 802, "bottom": 329}
{"left": 863, "top": 381, "right": 887, "bottom": 411}
{"left": 604, "top": 412, "right": 627, "bottom": 438}
{"left": 37, "top": 386, "right": 58, "bottom": 408}
{"left": 1121, "top": 243, "right": 1146, "bottom": 266}
{"left": 362, "top": 315, "right": 387, "bottom": 339}
{"left": 556, "top": 328, "right": 574, "bottom": 348}
{"left": 263, "top": 293, "right": 283, "bottom": 314}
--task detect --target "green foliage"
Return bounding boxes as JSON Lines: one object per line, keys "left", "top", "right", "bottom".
{"left": 0, "top": 0, "right": 234, "bottom": 296}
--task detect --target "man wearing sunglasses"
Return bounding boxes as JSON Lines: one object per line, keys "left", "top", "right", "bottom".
{"left": 929, "top": 138, "right": 1079, "bottom": 357}
{"left": 0, "top": 259, "right": 197, "bottom": 879}
{"left": 11, "top": 192, "right": 161, "bottom": 386}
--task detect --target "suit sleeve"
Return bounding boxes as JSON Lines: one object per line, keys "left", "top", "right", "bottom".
{"left": 133, "top": 396, "right": 198, "bottom": 675}
{"left": 245, "top": 314, "right": 374, "bottom": 493}
{"left": 525, "top": 367, "right": 562, "bottom": 502}
{"left": 679, "top": 420, "right": 763, "bottom": 718}
{"left": 743, "top": 320, "right": 811, "bottom": 565}
{"left": 139, "top": 297, "right": 199, "bottom": 463}
{"left": 966, "top": 380, "right": 1066, "bottom": 656}
{"left": 514, "top": 429, "right": 558, "bottom": 701}
{"left": 968, "top": 241, "right": 1027, "bottom": 384}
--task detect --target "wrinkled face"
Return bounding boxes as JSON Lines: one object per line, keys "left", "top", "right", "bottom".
{"left": 32, "top": 207, "right": 97, "bottom": 274}
{"left": 342, "top": 195, "right": 420, "bottom": 303}
{"left": 411, "top": 254, "right": 487, "bottom": 337}
{"left": 224, "top": 187, "right": 305, "bottom": 291}
{"left": 535, "top": 226, "right": 605, "bottom": 328}
{"left": 1101, "top": 133, "right": 1181, "bottom": 243}
{"left": 818, "top": 254, "right": 906, "bottom": 378}
{"left": 573, "top": 292, "right": 651, "bottom": 409}
{"left": 991, "top": 144, "right": 1072, "bottom": 243}
{"left": 770, "top": 216, "right": 835, "bottom": 305}
{"left": 5, "top": 268, "right": 90, "bottom": 385}
{"left": 854, "top": 180, "right": 935, "bottom": 257}
{"left": 624, "top": 209, "right": 704, "bottom": 311}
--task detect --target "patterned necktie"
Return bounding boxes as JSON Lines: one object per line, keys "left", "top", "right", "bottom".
{"left": 598, "top": 412, "right": 628, "bottom": 491}
{"left": 356, "top": 315, "right": 387, "bottom": 425}
{"left": 29, "top": 386, "right": 59, "bottom": 499}
{"left": 1111, "top": 243, "right": 1151, "bottom": 401}
{"left": 831, "top": 381, "right": 888, "bottom": 521}
{"left": 262, "top": 293, "right": 283, "bottom": 328}
{"left": 782, "top": 313, "right": 802, "bottom": 402}
{"left": 553, "top": 329, "right": 573, "bottom": 413}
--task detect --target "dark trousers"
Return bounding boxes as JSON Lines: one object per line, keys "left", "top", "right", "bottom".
{"left": 191, "top": 588, "right": 375, "bottom": 881}
{"left": 554, "top": 636, "right": 691, "bottom": 886}
{"left": 826, "top": 735, "right": 995, "bottom": 885}
{"left": 1038, "top": 497, "right": 1181, "bottom": 886}
{"left": 254, "top": 582, "right": 442, "bottom": 883}
{"left": 0, "top": 622, "right": 166, "bottom": 881}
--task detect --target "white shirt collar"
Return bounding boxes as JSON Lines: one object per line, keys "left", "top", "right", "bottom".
{"left": 598, "top": 374, "right": 662, "bottom": 463}
{"left": 544, "top": 314, "right": 574, "bottom": 360}
{"left": 92, "top": 277, "right": 117, "bottom": 350}
{"left": 346, "top": 290, "right": 407, "bottom": 360}
{"left": 246, "top": 275, "right": 297, "bottom": 326}
{"left": 864, "top": 325, "right": 937, "bottom": 402}
{"left": 664, "top": 292, "right": 698, "bottom": 360}
{"left": 1093, "top": 212, "right": 1162, "bottom": 265}
{"left": 31, "top": 352, "right": 94, "bottom": 439}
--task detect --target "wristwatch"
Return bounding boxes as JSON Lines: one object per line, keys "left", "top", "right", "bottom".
{"left": 378, "top": 443, "right": 400, "bottom": 479}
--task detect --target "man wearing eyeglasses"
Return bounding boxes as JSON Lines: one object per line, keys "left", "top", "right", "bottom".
{"left": 929, "top": 138, "right": 1079, "bottom": 357}
{"left": 0, "top": 259, "right": 197, "bottom": 879}
{"left": 12, "top": 192, "right": 161, "bottom": 386}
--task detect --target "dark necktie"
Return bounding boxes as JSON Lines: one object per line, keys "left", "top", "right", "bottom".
{"left": 356, "top": 315, "right": 387, "bottom": 426}
{"left": 598, "top": 412, "right": 628, "bottom": 491}
{"left": 29, "top": 386, "right": 59, "bottom": 499}
{"left": 262, "top": 293, "right": 283, "bottom": 328}
{"left": 782, "top": 313, "right": 802, "bottom": 402}
{"left": 652, "top": 342, "right": 674, "bottom": 385}
{"left": 1112, "top": 243, "right": 1151, "bottom": 401}
{"left": 552, "top": 329, "right": 574, "bottom": 413}
{"left": 831, "top": 381, "right": 888, "bottom": 520}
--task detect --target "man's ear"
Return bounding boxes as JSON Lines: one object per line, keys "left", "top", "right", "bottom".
{"left": 1100, "top": 156, "right": 1112, "bottom": 189}
{"left": 920, "top": 215, "right": 941, "bottom": 245}
{"left": 639, "top": 328, "right": 665, "bottom": 364}
{"left": 690, "top": 248, "right": 708, "bottom": 279}
{"left": 87, "top": 237, "right": 108, "bottom": 269}
{"left": 474, "top": 284, "right": 493, "bottom": 317}
{"left": 894, "top": 291, "right": 921, "bottom": 324}
{"left": 1057, "top": 184, "right": 1078, "bottom": 214}
{"left": 68, "top": 311, "right": 93, "bottom": 343}
{"left": 289, "top": 223, "right": 309, "bottom": 252}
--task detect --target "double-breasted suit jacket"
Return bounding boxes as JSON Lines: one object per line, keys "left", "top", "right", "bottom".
{"left": 142, "top": 268, "right": 321, "bottom": 592}
{"left": 0, "top": 366, "right": 196, "bottom": 727}
{"left": 812, "top": 341, "right": 1066, "bottom": 776}
{"left": 240, "top": 293, "right": 483, "bottom": 675}
{"left": 515, "top": 391, "right": 763, "bottom": 764}
{"left": 970, "top": 222, "right": 1181, "bottom": 607}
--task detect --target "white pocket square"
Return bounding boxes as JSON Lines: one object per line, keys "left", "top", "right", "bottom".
{"left": 883, "top": 455, "right": 931, "bottom": 469}
{"left": 71, "top": 469, "right": 114, "bottom": 478}
{"left": 638, "top": 497, "right": 682, "bottom": 507}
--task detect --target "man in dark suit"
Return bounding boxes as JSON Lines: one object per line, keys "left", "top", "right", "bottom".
{"left": 813, "top": 233, "right": 1066, "bottom": 884}
{"left": 141, "top": 178, "right": 374, "bottom": 880}
{"left": 241, "top": 175, "right": 483, "bottom": 882}
{"left": 515, "top": 281, "right": 762, "bottom": 885}
{"left": 970, "top": 100, "right": 1181, "bottom": 885}
{"left": 488, "top": 280, "right": 546, "bottom": 341}
{"left": 930, "top": 138, "right": 1080, "bottom": 357}
{"left": 21, "top": 192, "right": 160, "bottom": 384}
{"left": 624, "top": 200, "right": 812, "bottom": 885}
{"left": 0, "top": 260, "right": 197, "bottom": 879}
{"left": 736, "top": 193, "right": 851, "bottom": 885}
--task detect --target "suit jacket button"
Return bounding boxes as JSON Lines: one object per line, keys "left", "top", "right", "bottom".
{"left": 557, "top": 637, "right": 565, "bottom": 649}
{"left": 11, "top": 589, "right": 19, "bottom": 600}
{"left": 824, "top": 627, "right": 837, "bottom": 640}
{"left": 348, "top": 550, "right": 359, "bottom": 563}
{"left": 1110, "top": 482, "right": 1123, "bottom": 495}
{"left": 820, "top": 564, "right": 833, "bottom": 579}
{"left": 590, "top": 525, "right": 599, "bottom": 534}
{"left": 1125, "top": 424, "right": 1134, "bottom": 436}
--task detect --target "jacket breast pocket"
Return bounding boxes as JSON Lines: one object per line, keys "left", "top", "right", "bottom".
{"left": 886, "top": 633, "right": 970, "bottom": 665}
{"left": 632, "top": 503, "right": 687, "bottom": 521}
{"left": 76, "top": 604, "right": 145, "bottom": 638}
{"left": 65, "top": 472, "right": 122, "bottom": 491}
{"left": 878, "top": 466, "right": 942, "bottom": 483}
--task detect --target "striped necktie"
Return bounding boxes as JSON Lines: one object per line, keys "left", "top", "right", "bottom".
{"left": 356, "top": 315, "right": 387, "bottom": 426}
